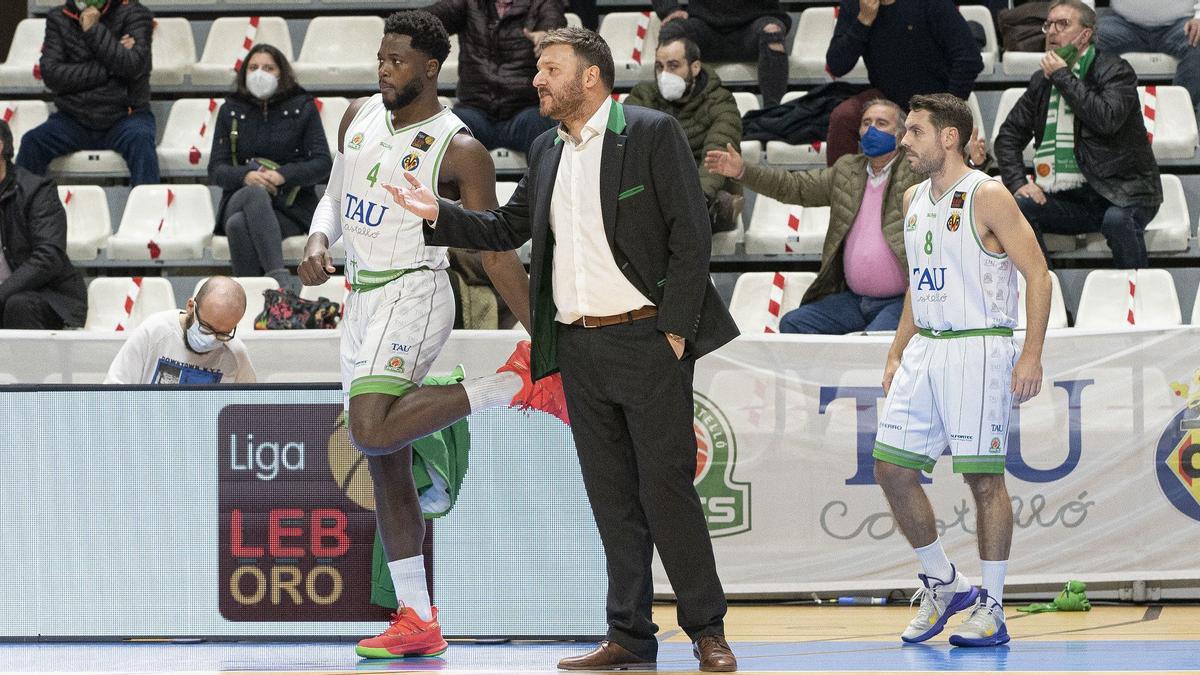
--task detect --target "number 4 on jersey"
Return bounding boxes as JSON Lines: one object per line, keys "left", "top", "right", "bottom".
{"left": 366, "top": 162, "right": 381, "bottom": 188}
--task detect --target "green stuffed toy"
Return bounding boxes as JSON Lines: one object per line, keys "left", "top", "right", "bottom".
{"left": 1018, "top": 580, "right": 1092, "bottom": 613}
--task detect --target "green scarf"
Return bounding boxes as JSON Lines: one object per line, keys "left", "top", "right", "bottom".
{"left": 1033, "top": 44, "right": 1096, "bottom": 193}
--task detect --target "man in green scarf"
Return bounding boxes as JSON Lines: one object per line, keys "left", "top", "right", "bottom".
{"left": 994, "top": 0, "right": 1161, "bottom": 270}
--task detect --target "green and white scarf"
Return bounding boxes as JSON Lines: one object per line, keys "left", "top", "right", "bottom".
{"left": 1033, "top": 44, "right": 1096, "bottom": 193}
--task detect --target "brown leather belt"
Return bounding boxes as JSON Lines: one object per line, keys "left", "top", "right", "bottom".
{"left": 570, "top": 306, "right": 657, "bottom": 328}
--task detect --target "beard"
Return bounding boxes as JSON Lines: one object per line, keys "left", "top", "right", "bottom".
{"left": 909, "top": 147, "right": 946, "bottom": 176}
{"left": 537, "top": 76, "right": 586, "bottom": 121}
{"left": 382, "top": 79, "right": 423, "bottom": 111}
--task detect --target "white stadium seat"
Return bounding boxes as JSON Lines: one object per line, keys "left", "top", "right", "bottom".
{"left": 1192, "top": 282, "right": 1200, "bottom": 325}
{"left": 278, "top": 235, "right": 344, "bottom": 261}
{"left": 315, "top": 96, "right": 349, "bottom": 154}
{"left": 293, "top": 16, "right": 384, "bottom": 86}
{"left": 1004, "top": 50, "right": 1180, "bottom": 78}
{"left": 991, "top": 86, "right": 1198, "bottom": 161}
{"left": 490, "top": 148, "right": 528, "bottom": 172}
{"left": 0, "top": 100, "right": 49, "bottom": 155}
{"left": 442, "top": 35, "right": 460, "bottom": 87}
{"left": 157, "top": 98, "right": 224, "bottom": 176}
{"left": 83, "top": 277, "right": 177, "bottom": 332}
{"left": 191, "top": 17, "right": 292, "bottom": 87}
{"left": 48, "top": 150, "right": 128, "bottom": 178}
{"left": 108, "top": 185, "right": 214, "bottom": 260}
{"left": 0, "top": 19, "right": 46, "bottom": 88}
{"left": 734, "top": 92, "right": 763, "bottom": 167}
{"left": 959, "top": 5, "right": 998, "bottom": 75}
{"left": 1075, "top": 268, "right": 1181, "bottom": 329}
{"left": 1017, "top": 270, "right": 1069, "bottom": 330}
{"left": 565, "top": 13, "right": 584, "bottom": 29}
{"left": 194, "top": 276, "right": 281, "bottom": 334}
{"left": 150, "top": 17, "right": 196, "bottom": 87}
{"left": 59, "top": 185, "right": 110, "bottom": 261}
{"left": 744, "top": 195, "right": 828, "bottom": 255}
{"left": 1079, "top": 175, "right": 1191, "bottom": 254}
{"left": 600, "top": 12, "right": 661, "bottom": 82}
{"left": 728, "top": 272, "right": 817, "bottom": 333}
{"left": 790, "top": 8, "right": 864, "bottom": 79}
{"left": 300, "top": 275, "right": 347, "bottom": 304}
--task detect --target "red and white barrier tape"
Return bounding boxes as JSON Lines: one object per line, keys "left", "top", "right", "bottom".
{"left": 1126, "top": 270, "right": 1137, "bottom": 325}
{"left": 631, "top": 11, "right": 651, "bottom": 65}
{"left": 2, "top": 105, "right": 14, "bottom": 124}
{"left": 116, "top": 276, "right": 144, "bottom": 331}
{"left": 765, "top": 272, "right": 785, "bottom": 333}
{"left": 146, "top": 189, "right": 175, "bottom": 260}
{"left": 784, "top": 212, "right": 801, "bottom": 253}
{"left": 188, "top": 97, "right": 219, "bottom": 166}
{"left": 232, "top": 16, "right": 261, "bottom": 73}
{"left": 1143, "top": 85, "right": 1157, "bottom": 145}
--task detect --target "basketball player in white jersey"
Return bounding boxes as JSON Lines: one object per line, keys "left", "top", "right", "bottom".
{"left": 297, "top": 10, "right": 569, "bottom": 659}
{"left": 873, "top": 94, "right": 1051, "bottom": 648}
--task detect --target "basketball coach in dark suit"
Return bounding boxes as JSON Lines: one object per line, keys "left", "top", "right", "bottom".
{"left": 382, "top": 26, "right": 740, "bottom": 674}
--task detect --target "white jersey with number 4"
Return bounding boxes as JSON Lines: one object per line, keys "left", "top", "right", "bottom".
{"left": 903, "top": 169, "right": 1018, "bottom": 332}
{"left": 339, "top": 96, "right": 465, "bottom": 290}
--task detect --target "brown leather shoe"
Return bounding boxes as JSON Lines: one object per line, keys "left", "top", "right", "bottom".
{"left": 557, "top": 640, "right": 656, "bottom": 671}
{"left": 693, "top": 635, "right": 737, "bottom": 672}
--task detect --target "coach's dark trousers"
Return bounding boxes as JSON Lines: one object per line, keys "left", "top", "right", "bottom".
{"left": 555, "top": 316, "right": 727, "bottom": 660}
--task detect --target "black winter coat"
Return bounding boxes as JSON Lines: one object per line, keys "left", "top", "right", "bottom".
{"left": 427, "top": 0, "right": 566, "bottom": 120}
{"left": 41, "top": 1, "right": 154, "bottom": 131}
{"left": 208, "top": 89, "right": 333, "bottom": 236}
{"left": 0, "top": 165, "right": 87, "bottom": 327}
{"left": 994, "top": 51, "right": 1162, "bottom": 209}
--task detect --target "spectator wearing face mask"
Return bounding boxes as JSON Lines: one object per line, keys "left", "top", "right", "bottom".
{"left": 17, "top": 0, "right": 158, "bottom": 185}
{"left": 104, "top": 276, "right": 256, "bottom": 384}
{"left": 624, "top": 35, "right": 743, "bottom": 233}
{"left": 208, "top": 44, "right": 332, "bottom": 290}
{"left": 705, "top": 99, "right": 939, "bottom": 334}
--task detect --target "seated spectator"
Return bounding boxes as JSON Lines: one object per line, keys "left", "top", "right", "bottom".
{"left": 625, "top": 35, "right": 743, "bottom": 233}
{"left": 705, "top": 99, "right": 930, "bottom": 334}
{"left": 995, "top": 0, "right": 1161, "bottom": 269}
{"left": 825, "top": 0, "right": 983, "bottom": 166}
{"left": 1097, "top": 0, "right": 1200, "bottom": 117}
{"left": 0, "top": 119, "right": 87, "bottom": 330}
{"left": 208, "top": 44, "right": 332, "bottom": 290}
{"left": 104, "top": 276, "right": 256, "bottom": 384}
{"left": 426, "top": 0, "right": 565, "bottom": 155}
{"left": 655, "top": 0, "right": 790, "bottom": 107}
{"left": 16, "top": 0, "right": 158, "bottom": 186}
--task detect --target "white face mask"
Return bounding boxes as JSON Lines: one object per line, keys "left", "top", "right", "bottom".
{"left": 186, "top": 318, "right": 222, "bottom": 353}
{"left": 246, "top": 69, "right": 279, "bottom": 100}
{"left": 657, "top": 72, "right": 688, "bottom": 102}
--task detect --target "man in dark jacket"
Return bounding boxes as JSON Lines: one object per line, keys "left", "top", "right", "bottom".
{"left": 426, "top": 0, "right": 566, "bottom": 155}
{"left": 0, "top": 120, "right": 87, "bottom": 330}
{"left": 824, "top": 0, "right": 983, "bottom": 165}
{"left": 654, "top": 0, "right": 790, "bottom": 108}
{"left": 995, "top": 0, "right": 1161, "bottom": 269}
{"left": 16, "top": 0, "right": 158, "bottom": 186}
{"left": 625, "top": 36, "right": 743, "bottom": 232}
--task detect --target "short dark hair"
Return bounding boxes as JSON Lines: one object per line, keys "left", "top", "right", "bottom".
{"left": 908, "top": 93, "right": 973, "bottom": 153}
{"left": 235, "top": 43, "right": 298, "bottom": 100}
{"left": 540, "top": 27, "right": 615, "bottom": 92}
{"left": 384, "top": 10, "right": 451, "bottom": 66}
{"left": 658, "top": 35, "right": 701, "bottom": 64}
{"left": 1049, "top": 0, "right": 1097, "bottom": 29}
{"left": 0, "top": 119, "right": 12, "bottom": 164}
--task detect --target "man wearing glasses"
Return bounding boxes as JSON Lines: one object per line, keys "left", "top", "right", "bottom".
{"left": 104, "top": 276, "right": 256, "bottom": 384}
{"left": 994, "top": 0, "right": 1161, "bottom": 270}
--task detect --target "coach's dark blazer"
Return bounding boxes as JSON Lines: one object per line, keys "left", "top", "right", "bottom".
{"left": 424, "top": 100, "right": 739, "bottom": 381}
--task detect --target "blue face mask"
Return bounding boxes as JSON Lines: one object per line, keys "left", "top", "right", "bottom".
{"left": 860, "top": 125, "right": 897, "bottom": 158}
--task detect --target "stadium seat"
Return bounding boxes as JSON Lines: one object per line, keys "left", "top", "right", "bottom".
{"left": 293, "top": 16, "right": 384, "bottom": 86}
{"left": 1004, "top": 50, "right": 1179, "bottom": 78}
{"left": 1192, "top": 282, "right": 1200, "bottom": 325}
{"left": 58, "top": 185, "right": 110, "bottom": 261}
{"left": 300, "top": 275, "right": 347, "bottom": 304}
{"left": 315, "top": 96, "right": 349, "bottom": 154}
{"left": 790, "top": 8, "right": 865, "bottom": 79}
{"left": 1074, "top": 268, "right": 1181, "bottom": 329}
{"left": 1017, "top": 270, "right": 1069, "bottom": 329}
{"left": 959, "top": 4, "right": 998, "bottom": 75}
{"left": 442, "top": 35, "right": 460, "bottom": 87}
{"left": 728, "top": 271, "right": 817, "bottom": 333}
{"left": 991, "top": 86, "right": 1198, "bottom": 161}
{"left": 83, "top": 276, "right": 177, "bottom": 332}
{"left": 495, "top": 181, "right": 533, "bottom": 261}
{"left": 0, "top": 19, "right": 45, "bottom": 89}
{"left": 150, "top": 17, "right": 196, "bottom": 87}
{"left": 278, "top": 235, "right": 345, "bottom": 260}
{"left": 47, "top": 150, "right": 128, "bottom": 178}
{"left": 600, "top": 12, "right": 661, "bottom": 82}
{"left": 157, "top": 98, "right": 225, "bottom": 177}
{"left": 0, "top": 100, "right": 49, "bottom": 155}
{"left": 108, "top": 184, "right": 214, "bottom": 260}
{"left": 194, "top": 276, "right": 281, "bottom": 333}
{"left": 490, "top": 148, "right": 528, "bottom": 172}
{"left": 734, "top": 92, "right": 763, "bottom": 167}
{"left": 1078, "top": 174, "right": 1191, "bottom": 254}
{"left": 744, "top": 195, "right": 828, "bottom": 255}
{"left": 565, "top": 13, "right": 583, "bottom": 29}
{"left": 191, "top": 17, "right": 292, "bottom": 87}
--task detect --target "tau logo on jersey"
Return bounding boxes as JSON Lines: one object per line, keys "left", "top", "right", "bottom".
{"left": 912, "top": 266, "right": 948, "bottom": 291}
{"left": 401, "top": 152, "right": 421, "bottom": 172}
{"left": 343, "top": 192, "right": 390, "bottom": 227}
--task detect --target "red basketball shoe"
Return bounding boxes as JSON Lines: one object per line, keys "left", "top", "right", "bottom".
{"left": 355, "top": 605, "right": 448, "bottom": 659}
